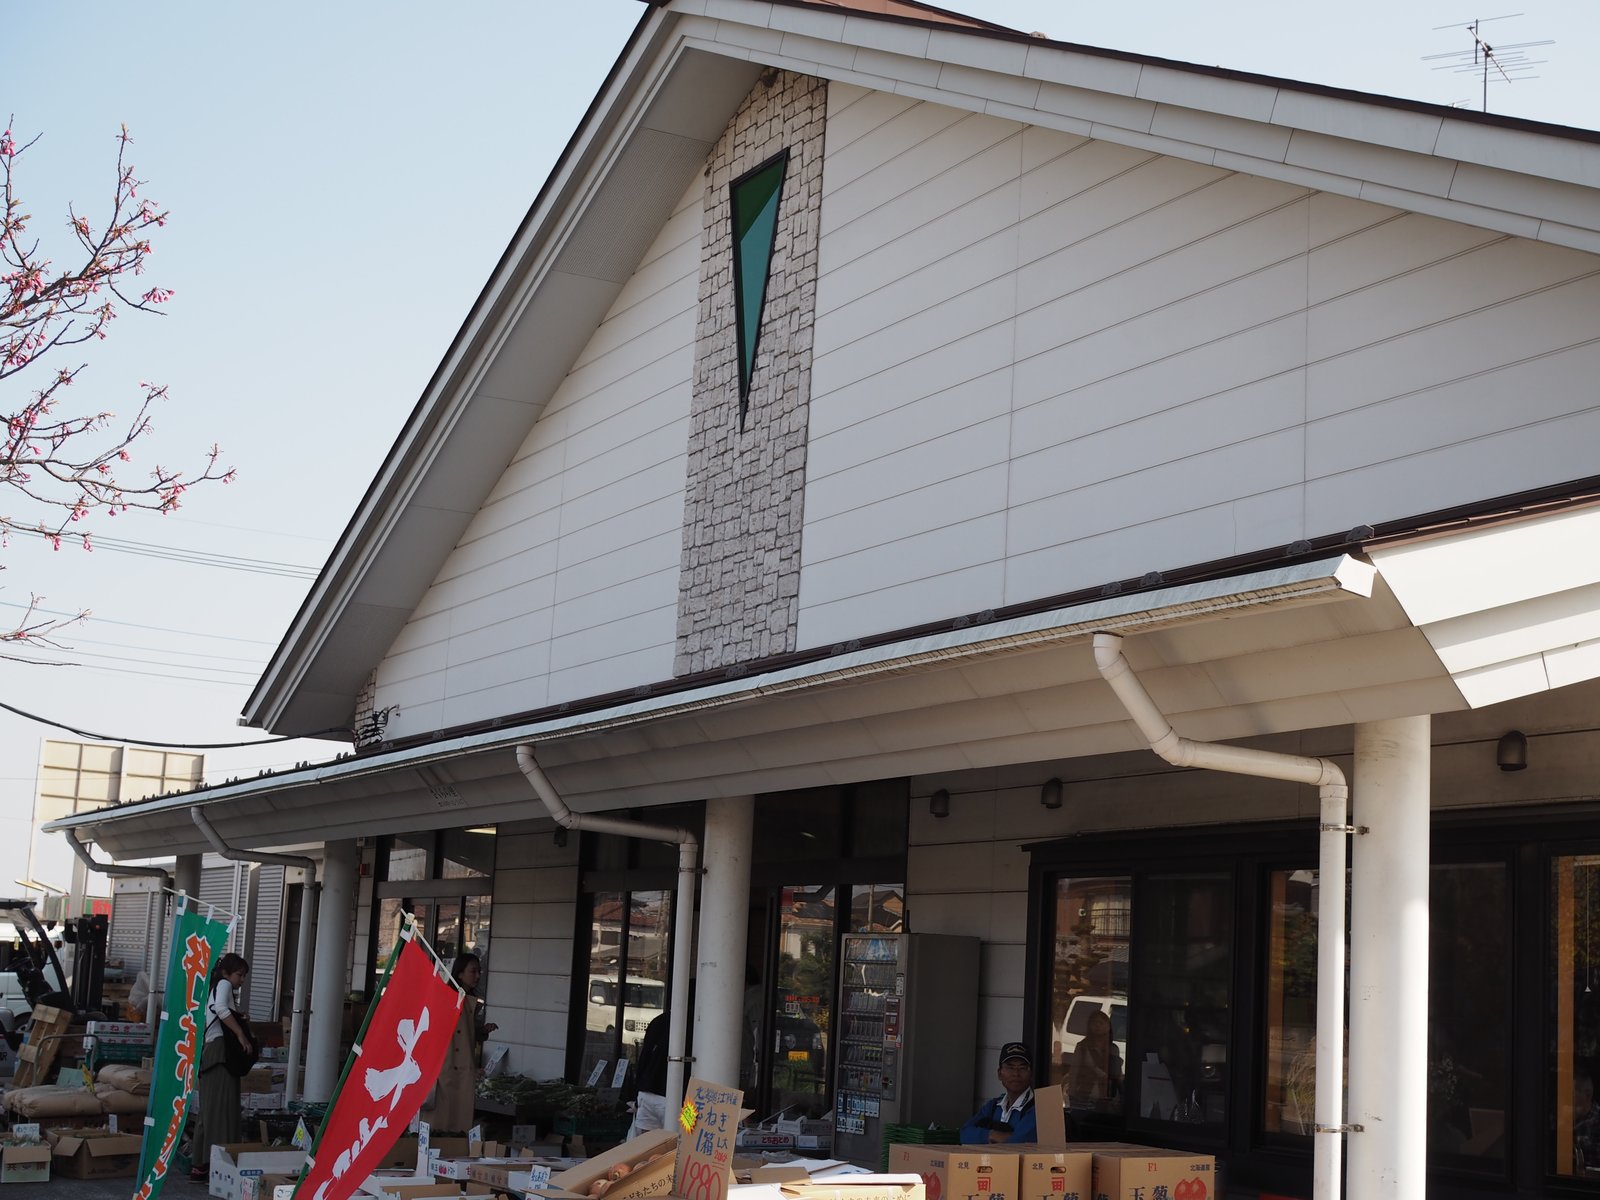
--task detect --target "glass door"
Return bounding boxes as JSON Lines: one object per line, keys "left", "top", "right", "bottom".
{"left": 770, "top": 885, "right": 836, "bottom": 1118}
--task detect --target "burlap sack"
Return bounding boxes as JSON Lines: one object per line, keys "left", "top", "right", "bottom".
{"left": 95, "top": 1064, "right": 152, "bottom": 1095}
{"left": 4, "top": 1086, "right": 105, "bottom": 1118}
{"left": 93, "top": 1083, "right": 148, "bottom": 1116}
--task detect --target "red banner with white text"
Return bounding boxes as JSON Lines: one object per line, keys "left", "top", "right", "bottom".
{"left": 293, "top": 938, "right": 461, "bottom": 1200}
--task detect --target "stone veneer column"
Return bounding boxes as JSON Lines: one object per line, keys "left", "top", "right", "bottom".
{"left": 675, "top": 70, "right": 827, "bottom": 676}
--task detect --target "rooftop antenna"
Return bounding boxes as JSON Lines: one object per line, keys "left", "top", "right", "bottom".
{"left": 1424, "top": 14, "right": 1552, "bottom": 112}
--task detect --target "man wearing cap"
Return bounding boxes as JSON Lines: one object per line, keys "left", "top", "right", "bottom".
{"left": 960, "top": 1042, "right": 1038, "bottom": 1144}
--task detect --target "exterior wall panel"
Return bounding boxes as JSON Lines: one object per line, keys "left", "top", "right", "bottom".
{"left": 800, "top": 88, "right": 1600, "bottom": 651}
{"left": 483, "top": 821, "right": 578, "bottom": 1081}
{"left": 371, "top": 178, "right": 703, "bottom": 741}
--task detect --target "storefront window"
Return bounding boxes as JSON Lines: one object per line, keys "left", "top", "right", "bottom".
{"left": 1429, "top": 862, "right": 1506, "bottom": 1172}
{"left": 1263, "top": 869, "right": 1320, "bottom": 1139}
{"left": 1049, "top": 874, "right": 1130, "bottom": 1116}
{"left": 371, "top": 828, "right": 494, "bottom": 998}
{"left": 581, "top": 889, "right": 674, "bottom": 1086}
{"left": 1131, "top": 872, "right": 1232, "bottom": 1130}
{"left": 387, "top": 836, "right": 430, "bottom": 882}
{"left": 441, "top": 827, "right": 495, "bottom": 879}
{"left": 1552, "top": 855, "right": 1600, "bottom": 1180}
{"left": 850, "top": 883, "right": 904, "bottom": 933}
{"left": 771, "top": 884, "right": 835, "bottom": 1118}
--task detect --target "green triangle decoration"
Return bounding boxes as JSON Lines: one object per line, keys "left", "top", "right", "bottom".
{"left": 730, "top": 150, "right": 790, "bottom": 422}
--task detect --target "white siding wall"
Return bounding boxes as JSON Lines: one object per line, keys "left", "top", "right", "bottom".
{"left": 800, "top": 84, "right": 1600, "bottom": 649}
{"left": 373, "top": 179, "right": 704, "bottom": 741}
{"left": 483, "top": 821, "right": 579, "bottom": 1080}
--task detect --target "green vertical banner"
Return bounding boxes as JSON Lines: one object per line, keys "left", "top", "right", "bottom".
{"left": 134, "top": 899, "right": 233, "bottom": 1200}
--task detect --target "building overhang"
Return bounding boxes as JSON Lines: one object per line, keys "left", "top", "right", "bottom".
{"left": 59, "top": 553, "right": 1430, "bottom": 858}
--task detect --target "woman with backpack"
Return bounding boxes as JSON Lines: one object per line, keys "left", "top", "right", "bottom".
{"left": 191, "top": 954, "right": 254, "bottom": 1183}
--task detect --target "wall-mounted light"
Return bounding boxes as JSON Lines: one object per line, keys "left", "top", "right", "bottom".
{"left": 1040, "top": 778, "right": 1064, "bottom": 810}
{"left": 1497, "top": 730, "right": 1528, "bottom": 772}
{"left": 929, "top": 789, "right": 951, "bottom": 819}
{"left": 554, "top": 826, "right": 570, "bottom": 848}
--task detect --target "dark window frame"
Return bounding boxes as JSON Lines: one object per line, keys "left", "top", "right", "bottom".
{"left": 1026, "top": 806, "right": 1600, "bottom": 1199}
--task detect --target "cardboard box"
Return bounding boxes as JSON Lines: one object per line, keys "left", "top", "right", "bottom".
{"left": 886, "top": 1145, "right": 1017, "bottom": 1200}
{"left": 469, "top": 1160, "right": 560, "bottom": 1193}
{"left": 46, "top": 1127, "right": 143, "bottom": 1179}
{"left": 384, "top": 1136, "right": 422, "bottom": 1170}
{"left": 1012, "top": 1151, "right": 1092, "bottom": 1200}
{"left": 0, "top": 1143, "right": 50, "bottom": 1185}
{"left": 241, "top": 1173, "right": 301, "bottom": 1200}
{"left": 776, "top": 1177, "right": 923, "bottom": 1200}
{"left": 242, "top": 1064, "right": 289, "bottom": 1094}
{"left": 243, "top": 1091, "right": 287, "bottom": 1112}
{"left": 358, "top": 1170, "right": 494, "bottom": 1200}
{"left": 210, "top": 1143, "right": 309, "bottom": 1200}
{"left": 541, "top": 1127, "right": 677, "bottom": 1200}
{"left": 1089, "top": 1150, "right": 1215, "bottom": 1200}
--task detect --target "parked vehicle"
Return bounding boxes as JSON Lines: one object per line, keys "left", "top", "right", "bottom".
{"left": 1055, "top": 994, "right": 1128, "bottom": 1061}
{"left": 585, "top": 975, "right": 666, "bottom": 1044}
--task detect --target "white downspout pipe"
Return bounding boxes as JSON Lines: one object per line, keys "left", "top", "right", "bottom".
{"left": 192, "top": 809, "right": 318, "bottom": 1103}
{"left": 1093, "top": 632, "right": 1355, "bottom": 1200}
{"left": 516, "top": 745, "right": 700, "bottom": 1119}
{"left": 66, "top": 830, "right": 170, "bottom": 1026}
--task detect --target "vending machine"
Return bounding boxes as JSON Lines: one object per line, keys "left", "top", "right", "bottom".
{"left": 833, "top": 932, "right": 979, "bottom": 1165}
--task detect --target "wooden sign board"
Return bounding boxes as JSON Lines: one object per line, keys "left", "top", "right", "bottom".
{"left": 675, "top": 1078, "right": 743, "bottom": 1200}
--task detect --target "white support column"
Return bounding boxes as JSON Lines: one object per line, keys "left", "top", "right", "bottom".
{"left": 303, "top": 840, "right": 358, "bottom": 1101}
{"left": 174, "top": 854, "right": 203, "bottom": 902}
{"left": 1348, "top": 716, "right": 1431, "bottom": 1199}
{"left": 695, "top": 796, "right": 754, "bottom": 1088}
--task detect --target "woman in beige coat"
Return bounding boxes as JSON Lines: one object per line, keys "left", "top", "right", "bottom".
{"left": 422, "top": 954, "right": 496, "bottom": 1132}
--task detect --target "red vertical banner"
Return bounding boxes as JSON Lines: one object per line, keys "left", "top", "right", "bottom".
{"left": 293, "top": 939, "right": 461, "bottom": 1200}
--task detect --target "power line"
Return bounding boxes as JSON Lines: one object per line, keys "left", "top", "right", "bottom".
{"left": 162, "top": 514, "right": 337, "bottom": 545}
{"left": 62, "top": 633, "right": 266, "bottom": 666}
{"left": 0, "top": 599, "right": 280, "bottom": 645}
{"left": 13, "top": 528, "right": 319, "bottom": 578}
{"left": 16, "top": 646, "right": 259, "bottom": 678}
{"left": 0, "top": 696, "right": 347, "bottom": 748}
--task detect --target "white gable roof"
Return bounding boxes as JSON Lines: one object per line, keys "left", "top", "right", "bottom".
{"left": 243, "top": 0, "right": 1600, "bottom": 739}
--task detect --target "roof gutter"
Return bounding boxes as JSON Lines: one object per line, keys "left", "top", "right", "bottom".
{"left": 192, "top": 810, "right": 317, "bottom": 1103}
{"left": 1092, "top": 633, "right": 1356, "bottom": 1200}
{"left": 517, "top": 745, "right": 698, "bottom": 1121}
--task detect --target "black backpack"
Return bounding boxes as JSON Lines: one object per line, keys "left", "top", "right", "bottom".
{"left": 222, "top": 1016, "right": 260, "bottom": 1077}
{"left": 208, "top": 1004, "right": 261, "bottom": 1077}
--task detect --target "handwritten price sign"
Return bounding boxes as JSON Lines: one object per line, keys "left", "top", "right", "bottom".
{"left": 673, "top": 1077, "right": 743, "bottom": 1200}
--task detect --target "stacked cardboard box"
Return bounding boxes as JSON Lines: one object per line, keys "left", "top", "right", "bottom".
{"left": 0, "top": 1139, "right": 49, "bottom": 1190}
{"left": 209, "top": 1142, "right": 309, "bottom": 1200}
{"left": 535, "top": 1128, "right": 677, "bottom": 1200}
{"left": 888, "top": 1141, "right": 1213, "bottom": 1200}
{"left": 46, "top": 1126, "right": 143, "bottom": 1179}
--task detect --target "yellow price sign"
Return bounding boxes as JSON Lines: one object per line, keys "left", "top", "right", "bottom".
{"left": 678, "top": 1099, "right": 699, "bottom": 1134}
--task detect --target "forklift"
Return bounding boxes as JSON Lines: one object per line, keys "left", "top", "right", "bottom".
{"left": 0, "top": 899, "right": 110, "bottom": 1047}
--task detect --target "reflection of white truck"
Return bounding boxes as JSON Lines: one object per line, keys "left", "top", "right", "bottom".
{"left": 586, "top": 976, "right": 666, "bottom": 1043}
{"left": 1055, "top": 995, "right": 1128, "bottom": 1061}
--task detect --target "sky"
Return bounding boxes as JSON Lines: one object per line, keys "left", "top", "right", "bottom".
{"left": 2, "top": 0, "right": 1596, "bottom": 895}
